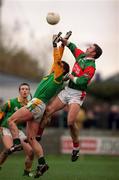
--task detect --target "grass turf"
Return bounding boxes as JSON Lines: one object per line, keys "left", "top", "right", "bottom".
{"left": 0, "top": 153, "right": 119, "bottom": 180}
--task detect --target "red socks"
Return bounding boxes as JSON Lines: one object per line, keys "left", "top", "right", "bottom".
{"left": 73, "top": 141, "right": 80, "bottom": 150}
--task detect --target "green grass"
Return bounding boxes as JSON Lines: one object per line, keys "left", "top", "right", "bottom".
{"left": 0, "top": 153, "right": 119, "bottom": 180}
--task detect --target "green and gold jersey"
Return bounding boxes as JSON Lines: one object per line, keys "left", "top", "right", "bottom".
{"left": 0, "top": 98, "right": 26, "bottom": 129}
{"left": 33, "top": 46, "right": 65, "bottom": 104}
{"left": 33, "top": 73, "right": 63, "bottom": 103}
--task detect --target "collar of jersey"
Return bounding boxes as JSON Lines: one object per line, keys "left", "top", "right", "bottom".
{"left": 17, "top": 97, "right": 28, "bottom": 103}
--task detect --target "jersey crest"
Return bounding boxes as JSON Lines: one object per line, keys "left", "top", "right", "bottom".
{"left": 72, "top": 62, "right": 83, "bottom": 77}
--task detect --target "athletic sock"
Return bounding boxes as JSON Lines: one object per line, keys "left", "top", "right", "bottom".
{"left": 13, "top": 138, "right": 21, "bottom": 145}
{"left": 73, "top": 141, "right": 80, "bottom": 150}
{"left": 38, "top": 157, "right": 46, "bottom": 165}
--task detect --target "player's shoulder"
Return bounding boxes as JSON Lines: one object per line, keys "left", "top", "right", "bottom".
{"left": 8, "top": 97, "right": 18, "bottom": 107}
{"left": 85, "top": 59, "right": 96, "bottom": 68}
{"left": 9, "top": 97, "right": 18, "bottom": 103}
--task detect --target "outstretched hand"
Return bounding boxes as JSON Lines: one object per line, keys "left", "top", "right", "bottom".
{"left": 60, "top": 37, "right": 68, "bottom": 46}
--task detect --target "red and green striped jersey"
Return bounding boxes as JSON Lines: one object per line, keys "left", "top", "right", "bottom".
{"left": 0, "top": 98, "right": 26, "bottom": 129}
{"left": 67, "top": 42, "right": 96, "bottom": 91}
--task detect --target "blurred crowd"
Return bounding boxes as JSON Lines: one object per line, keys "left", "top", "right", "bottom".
{"left": 0, "top": 97, "right": 119, "bottom": 130}
{"left": 47, "top": 103, "right": 119, "bottom": 130}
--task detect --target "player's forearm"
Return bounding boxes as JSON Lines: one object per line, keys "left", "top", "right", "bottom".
{"left": 67, "top": 42, "right": 84, "bottom": 60}
{"left": 67, "top": 42, "right": 77, "bottom": 55}
{"left": 69, "top": 74, "right": 88, "bottom": 86}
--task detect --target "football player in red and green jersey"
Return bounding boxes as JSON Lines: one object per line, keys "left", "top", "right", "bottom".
{"left": 7, "top": 32, "right": 71, "bottom": 178}
{"left": 39, "top": 37, "right": 103, "bottom": 162}
{"left": 0, "top": 83, "right": 34, "bottom": 176}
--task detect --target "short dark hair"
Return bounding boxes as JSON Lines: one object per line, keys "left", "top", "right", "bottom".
{"left": 62, "top": 61, "right": 70, "bottom": 75}
{"left": 19, "top": 83, "right": 30, "bottom": 91}
{"left": 94, "top": 44, "right": 103, "bottom": 59}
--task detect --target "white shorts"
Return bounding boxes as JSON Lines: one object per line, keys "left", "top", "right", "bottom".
{"left": 58, "top": 86, "right": 86, "bottom": 106}
{"left": 26, "top": 98, "right": 46, "bottom": 122}
{"left": 2, "top": 127, "right": 26, "bottom": 140}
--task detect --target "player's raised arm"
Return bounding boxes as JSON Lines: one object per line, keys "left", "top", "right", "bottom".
{"left": 49, "top": 32, "right": 63, "bottom": 74}
{"left": 67, "top": 42, "right": 84, "bottom": 59}
{"left": 52, "top": 31, "right": 72, "bottom": 79}
{"left": 60, "top": 37, "right": 84, "bottom": 61}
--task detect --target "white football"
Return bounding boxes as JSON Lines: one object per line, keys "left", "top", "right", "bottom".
{"left": 46, "top": 12, "right": 60, "bottom": 25}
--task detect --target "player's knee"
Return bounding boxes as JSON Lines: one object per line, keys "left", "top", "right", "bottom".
{"left": 68, "top": 120, "right": 75, "bottom": 127}
{"left": 28, "top": 136, "right": 35, "bottom": 145}
{"left": 46, "top": 105, "right": 53, "bottom": 116}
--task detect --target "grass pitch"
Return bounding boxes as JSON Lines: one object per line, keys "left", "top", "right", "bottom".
{"left": 0, "top": 153, "right": 119, "bottom": 180}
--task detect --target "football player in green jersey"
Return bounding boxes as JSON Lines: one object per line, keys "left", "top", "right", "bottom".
{"left": 0, "top": 83, "right": 34, "bottom": 177}
{"left": 39, "top": 37, "right": 103, "bottom": 162}
{"left": 7, "top": 32, "right": 71, "bottom": 178}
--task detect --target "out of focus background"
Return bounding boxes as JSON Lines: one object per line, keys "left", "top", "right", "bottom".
{"left": 0, "top": 1, "right": 119, "bottom": 179}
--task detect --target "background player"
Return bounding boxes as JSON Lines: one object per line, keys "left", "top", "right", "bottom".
{"left": 0, "top": 83, "right": 34, "bottom": 176}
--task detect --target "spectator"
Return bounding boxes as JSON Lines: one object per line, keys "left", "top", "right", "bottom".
{"left": 108, "top": 105, "right": 119, "bottom": 130}
{"left": 83, "top": 110, "right": 96, "bottom": 128}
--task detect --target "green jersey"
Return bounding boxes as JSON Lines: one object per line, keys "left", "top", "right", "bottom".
{"left": 0, "top": 98, "right": 26, "bottom": 129}
{"left": 33, "top": 73, "right": 63, "bottom": 103}
{"left": 33, "top": 46, "right": 66, "bottom": 104}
